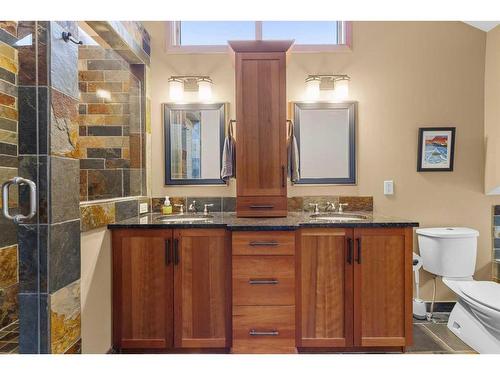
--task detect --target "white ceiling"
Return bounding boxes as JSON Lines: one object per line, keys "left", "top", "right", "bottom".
{"left": 463, "top": 21, "right": 500, "bottom": 32}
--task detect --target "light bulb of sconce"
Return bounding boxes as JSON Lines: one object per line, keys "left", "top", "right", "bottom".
{"left": 305, "top": 77, "right": 321, "bottom": 101}
{"left": 198, "top": 78, "right": 213, "bottom": 102}
{"left": 169, "top": 78, "right": 184, "bottom": 102}
{"left": 333, "top": 77, "right": 349, "bottom": 101}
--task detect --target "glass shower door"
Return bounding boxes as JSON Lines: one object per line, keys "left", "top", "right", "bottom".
{"left": 0, "top": 20, "right": 42, "bottom": 354}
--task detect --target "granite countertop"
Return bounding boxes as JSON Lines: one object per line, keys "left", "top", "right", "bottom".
{"left": 108, "top": 211, "right": 419, "bottom": 230}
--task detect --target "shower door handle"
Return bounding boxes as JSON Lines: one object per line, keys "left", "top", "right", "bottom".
{"left": 1, "top": 177, "right": 37, "bottom": 224}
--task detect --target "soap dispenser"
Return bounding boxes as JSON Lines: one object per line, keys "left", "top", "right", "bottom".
{"left": 162, "top": 196, "right": 172, "bottom": 215}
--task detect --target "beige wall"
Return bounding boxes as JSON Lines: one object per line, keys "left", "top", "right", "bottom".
{"left": 484, "top": 25, "right": 500, "bottom": 194}
{"left": 81, "top": 228, "right": 112, "bottom": 354}
{"left": 144, "top": 21, "right": 500, "bottom": 301}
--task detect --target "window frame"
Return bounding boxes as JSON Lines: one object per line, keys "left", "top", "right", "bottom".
{"left": 165, "top": 21, "right": 352, "bottom": 54}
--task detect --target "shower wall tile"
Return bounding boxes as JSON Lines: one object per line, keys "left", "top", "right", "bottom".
{"left": 17, "top": 21, "right": 48, "bottom": 86}
{"left": 50, "top": 22, "right": 79, "bottom": 100}
{"left": 50, "top": 156, "right": 80, "bottom": 223}
{"left": 0, "top": 283, "right": 18, "bottom": 331}
{"left": 0, "top": 245, "right": 18, "bottom": 288}
{"left": 186, "top": 197, "right": 222, "bottom": 213}
{"left": 18, "top": 155, "right": 49, "bottom": 223}
{"left": 50, "top": 89, "right": 80, "bottom": 158}
{"left": 18, "top": 224, "right": 47, "bottom": 293}
{"left": 18, "top": 292, "right": 49, "bottom": 353}
{"left": 48, "top": 220, "right": 81, "bottom": 294}
{"left": 0, "top": 215, "right": 16, "bottom": 248}
{"left": 222, "top": 197, "right": 236, "bottom": 212}
{"left": 87, "top": 169, "right": 122, "bottom": 200}
{"left": 50, "top": 279, "right": 80, "bottom": 354}
{"left": 18, "top": 86, "right": 49, "bottom": 155}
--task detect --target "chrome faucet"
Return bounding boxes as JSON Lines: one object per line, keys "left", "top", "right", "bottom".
{"left": 309, "top": 203, "right": 320, "bottom": 214}
{"left": 338, "top": 203, "right": 349, "bottom": 213}
{"left": 188, "top": 200, "right": 198, "bottom": 213}
{"left": 174, "top": 204, "right": 184, "bottom": 214}
{"left": 204, "top": 203, "right": 214, "bottom": 215}
{"left": 325, "top": 201, "right": 336, "bottom": 211}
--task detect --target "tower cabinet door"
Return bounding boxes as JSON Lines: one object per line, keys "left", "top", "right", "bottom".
{"left": 353, "top": 228, "right": 413, "bottom": 347}
{"left": 235, "top": 52, "right": 287, "bottom": 198}
{"left": 112, "top": 229, "right": 173, "bottom": 350}
{"left": 297, "top": 228, "right": 354, "bottom": 348}
{"left": 173, "top": 229, "right": 231, "bottom": 348}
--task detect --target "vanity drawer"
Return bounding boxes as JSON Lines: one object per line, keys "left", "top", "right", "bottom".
{"left": 232, "top": 231, "right": 295, "bottom": 256}
{"left": 236, "top": 196, "right": 287, "bottom": 217}
{"left": 233, "top": 256, "right": 295, "bottom": 306}
{"left": 232, "top": 305, "right": 296, "bottom": 353}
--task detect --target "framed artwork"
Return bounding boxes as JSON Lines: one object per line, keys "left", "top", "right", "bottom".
{"left": 417, "top": 127, "right": 456, "bottom": 172}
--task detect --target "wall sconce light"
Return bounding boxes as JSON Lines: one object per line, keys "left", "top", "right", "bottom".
{"left": 168, "top": 75, "right": 213, "bottom": 103}
{"left": 305, "top": 74, "right": 350, "bottom": 101}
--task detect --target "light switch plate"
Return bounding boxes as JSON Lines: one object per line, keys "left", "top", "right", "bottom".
{"left": 384, "top": 180, "right": 394, "bottom": 195}
{"left": 139, "top": 202, "right": 149, "bottom": 214}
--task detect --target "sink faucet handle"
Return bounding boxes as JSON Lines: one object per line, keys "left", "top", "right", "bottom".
{"left": 174, "top": 204, "right": 184, "bottom": 214}
{"left": 188, "top": 200, "right": 198, "bottom": 213}
{"left": 338, "top": 203, "right": 349, "bottom": 213}
{"left": 309, "top": 203, "right": 320, "bottom": 214}
{"left": 325, "top": 201, "right": 336, "bottom": 211}
{"left": 203, "top": 203, "right": 214, "bottom": 214}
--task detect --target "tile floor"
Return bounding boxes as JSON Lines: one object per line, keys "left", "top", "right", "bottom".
{"left": 0, "top": 314, "right": 475, "bottom": 354}
{"left": 408, "top": 313, "right": 475, "bottom": 354}
{"left": 0, "top": 321, "right": 19, "bottom": 354}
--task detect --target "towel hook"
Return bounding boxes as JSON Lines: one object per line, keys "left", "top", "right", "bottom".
{"left": 228, "top": 119, "right": 236, "bottom": 138}
{"left": 286, "top": 119, "right": 294, "bottom": 138}
{"left": 62, "top": 32, "right": 83, "bottom": 45}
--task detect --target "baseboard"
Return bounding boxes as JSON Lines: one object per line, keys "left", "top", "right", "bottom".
{"left": 424, "top": 301, "right": 455, "bottom": 312}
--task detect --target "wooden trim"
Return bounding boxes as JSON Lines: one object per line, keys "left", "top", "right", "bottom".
{"left": 176, "top": 338, "right": 227, "bottom": 348}
{"left": 404, "top": 227, "right": 414, "bottom": 346}
{"left": 121, "top": 339, "right": 167, "bottom": 349}
{"left": 300, "top": 338, "right": 348, "bottom": 347}
{"left": 361, "top": 337, "right": 406, "bottom": 347}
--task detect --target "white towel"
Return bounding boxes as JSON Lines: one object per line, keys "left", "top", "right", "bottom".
{"left": 221, "top": 135, "right": 236, "bottom": 181}
{"left": 288, "top": 134, "right": 300, "bottom": 183}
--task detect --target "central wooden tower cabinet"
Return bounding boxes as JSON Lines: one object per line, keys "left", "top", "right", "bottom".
{"left": 229, "top": 40, "right": 293, "bottom": 218}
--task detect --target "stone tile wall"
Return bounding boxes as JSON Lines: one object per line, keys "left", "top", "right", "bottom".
{"left": 0, "top": 21, "right": 19, "bottom": 332}
{"left": 78, "top": 45, "right": 144, "bottom": 201}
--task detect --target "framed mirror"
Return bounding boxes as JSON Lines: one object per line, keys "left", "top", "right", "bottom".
{"left": 293, "top": 102, "right": 356, "bottom": 184}
{"left": 163, "top": 103, "right": 226, "bottom": 185}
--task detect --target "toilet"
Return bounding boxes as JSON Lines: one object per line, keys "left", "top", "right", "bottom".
{"left": 417, "top": 227, "right": 500, "bottom": 354}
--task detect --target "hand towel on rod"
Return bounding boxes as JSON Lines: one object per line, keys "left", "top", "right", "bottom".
{"left": 287, "top": 120, "right": 300, "bottom": 183}
{"left": 221, "top": 120, "right": 236, "bottom": 181}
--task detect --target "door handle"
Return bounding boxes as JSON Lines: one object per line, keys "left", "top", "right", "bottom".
{"left": 165, "top": 239, "right": 171, "bottom": 265}
{"left": 356, "top": 238, "right": 361, "bottom": 264}
{"left": 249, "top": 241, "right": 278, "bottom": 247}
{"left": 173, "top": 238, "right": 179, "bottom": 265}
{"left": 249, "top": 329, "right": 279, "bottom": 336}
{"left": 249, "top": 205, "right": 274, "bottom": 209}
{"left": 347, "top": 238, "right": 353, "bottom": 264}
{"left": 1, "top": 177, "right": 37, "bottom": 224}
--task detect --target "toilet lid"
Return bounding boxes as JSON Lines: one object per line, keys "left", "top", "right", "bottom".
{"left": 459, "top": 281, "right": 500, "bottom": 311}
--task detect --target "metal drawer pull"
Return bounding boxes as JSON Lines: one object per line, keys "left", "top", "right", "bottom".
{"left": 249, "top": 205, "right": 274, "bottom": 209}
{"left": 248, "top": 278, "right": 279, "bottom": 285}
{"left": 249, "top": 329, "right": 279, "bottom": 336}
{"left": 249, "top": 241, "right": 279, "bottom": 247}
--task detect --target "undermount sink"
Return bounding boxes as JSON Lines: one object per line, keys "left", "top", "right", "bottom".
{"left": 156, "top": 214, "right": 214, "bottom": 223}
{"left": 309, "top": 213, "right": 369, "bottom": 221}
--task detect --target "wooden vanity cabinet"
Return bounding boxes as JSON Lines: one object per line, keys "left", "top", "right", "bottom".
{"left": 297, "top": 227, "right": 413, "bottom": 351}
{"left": 229, "top": 41, "right": 293, "bottom": 218}
{"left": 112, "top": 228, "right": 231, "bottom": 352}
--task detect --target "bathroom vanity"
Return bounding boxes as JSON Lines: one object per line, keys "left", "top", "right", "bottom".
{"left": 109, "top": 212, "right": 418, "bottom": 353}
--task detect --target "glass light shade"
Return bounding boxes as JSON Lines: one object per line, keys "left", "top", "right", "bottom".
{"left": 198, "top": 79, "right": 213, "bottom": 102}
{"left": 169, "top": 79, "right": 184, "bottom": 102}
{"left": 333, "top": 78, "right": 349, "bottom": 101}
{"left": 305, "top": 77, "right": 321, "bottom": 101}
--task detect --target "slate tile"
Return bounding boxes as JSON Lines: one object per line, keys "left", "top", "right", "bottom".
{"left": 18, "top": 86, "right": 48, "bottom": 155}
{"left": 50, "top": 89, "right": 79, "bottom": 158}
{"left": 18, "top": 292, "right": 49, "bottom": 353}
{"left": 50, "top": 156, "right": 80, "bottom": 223}
{"left": 80, "top": 158, "right": 104, "bottom": 170}
{"left": 80, "top": 203, "right": 115, "bottom": 231}
{"left": 48, "top": 220, "right": 80, "bottom": 293}
{"left": 186, "top": 197, "right": 222, "bottom": 214}
{"left": 18, "top": 224, "right": 47, "bottom": 293}
{"left": 0, "top": 142, "right": 17, "bottom": 155}
{"left": 0, "top": 118, "right": 17, "bottom": 132}
{"left": 222, "top": 197, "right": 236, "bottom": 212}
{"left": 50, "top": 22, "right": 78, "bottom": 99}
{"left": 0, "top": 155, "right": 17, "bottom": 168}
{"left": 87, "top": 147, "right": 121, "bottom": 159}
{"left": 87, "top": 170, "right": 122, "bottom": 200}
{"left": 105, "top": 158, "right": 130, "bottom": 169}
{"left": 0, "top": 67, "right": 15, "bottom": 84}
{"left": 17, "top": 21, "right": 48, "bottom": 86}
{"left": 0, "top": 283, "right": 18, "bottom": 330}
{"left": 0, "top": 214, "right": 17, "bottom": 248}
{"left": 115, "top": 199, "right": 139, "bottom": 222}
{"left": 87, "top": 125, "right": 122, "bottom": 136}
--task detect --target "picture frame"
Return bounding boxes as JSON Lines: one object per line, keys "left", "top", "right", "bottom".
{"left": 417, "top": 127, "right": 456, "bottom": 172}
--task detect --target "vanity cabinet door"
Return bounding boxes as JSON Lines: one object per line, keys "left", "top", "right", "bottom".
{"left": 173, "top": 229, "right": 231, "bottom": 348}
{"left": 112, "top": 229, "right": 174, "bottom": 350}
{"left": 353, "top": 228, "right": 413, "bottom": 348}
{"left": 297, "top": 228, "right": 354, "bottom": 348}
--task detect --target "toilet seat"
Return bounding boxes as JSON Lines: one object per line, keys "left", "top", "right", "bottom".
{"left": 458, "top": 281, "right": 500, "bottom": 312}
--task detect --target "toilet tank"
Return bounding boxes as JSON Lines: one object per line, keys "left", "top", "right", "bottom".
{"left": 416, "top": 227, "right": 479, "bottom": 278}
